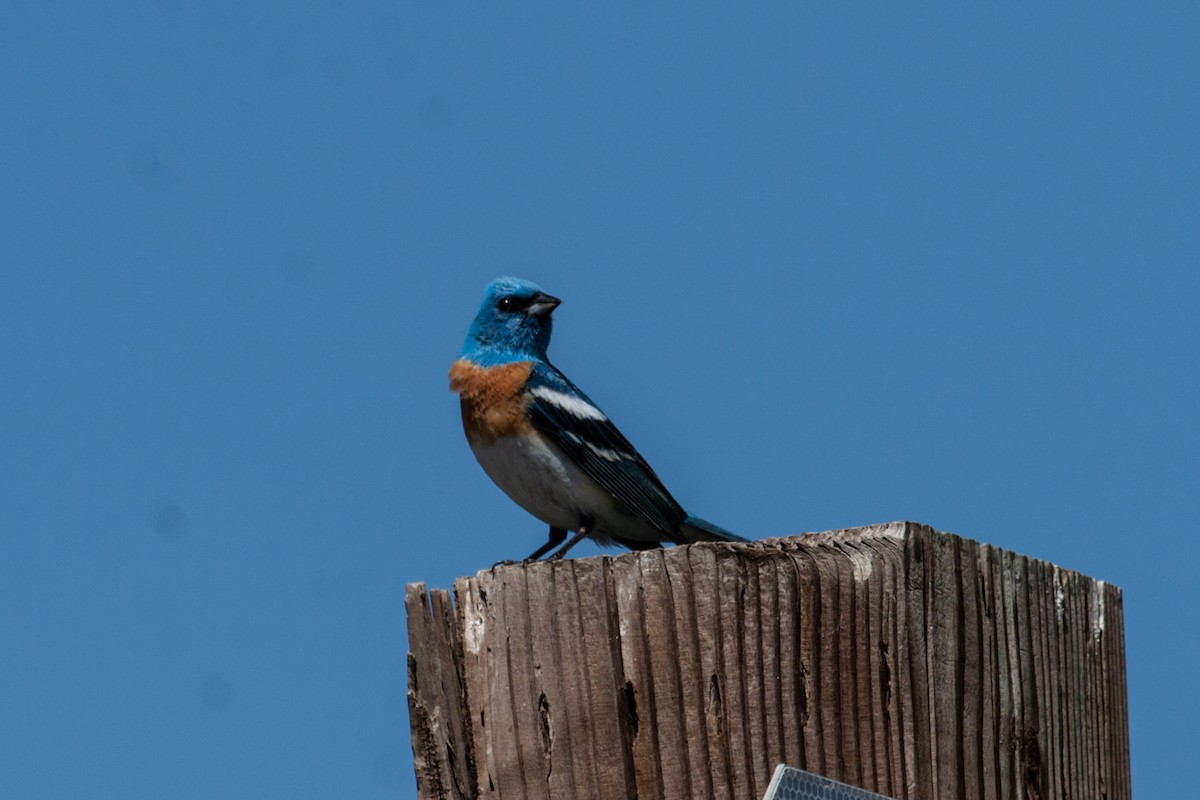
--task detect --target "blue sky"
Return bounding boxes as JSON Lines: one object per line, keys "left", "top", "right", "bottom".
{"left": 2, "top": 3, "right": 1196, "bottom": 797}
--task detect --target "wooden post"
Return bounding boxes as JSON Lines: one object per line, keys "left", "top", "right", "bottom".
{"left": 406, "top": 522, "right": 1129, "bottom": 800}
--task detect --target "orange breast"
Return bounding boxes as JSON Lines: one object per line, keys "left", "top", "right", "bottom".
{"left": 448, "top": 359, "right": 535, "bottom": 444}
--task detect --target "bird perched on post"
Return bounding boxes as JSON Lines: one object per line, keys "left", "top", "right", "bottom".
{"left": 449, "top": 277, "right": 746, "bottom": 560}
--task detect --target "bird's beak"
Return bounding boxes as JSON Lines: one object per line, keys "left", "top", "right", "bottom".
{"left": 526, "top": 291, "right": 561, "bottom": 316}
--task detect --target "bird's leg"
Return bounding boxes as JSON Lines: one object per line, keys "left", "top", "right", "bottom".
{"left": 523, "top": 527, "right": 567, "bottom": 562}
{"left": 548, "top": 516, "right": 594, "bottom": 560}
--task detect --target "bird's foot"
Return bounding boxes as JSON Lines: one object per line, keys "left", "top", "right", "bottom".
{"left": 522, "top": 527, "right": 568, "bottom": 561}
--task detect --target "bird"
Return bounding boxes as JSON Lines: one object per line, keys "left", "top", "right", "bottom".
{"left": 449, "top": 276, "right": 747, "bottom": 560}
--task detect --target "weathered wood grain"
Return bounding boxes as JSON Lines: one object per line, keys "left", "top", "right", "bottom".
{"left": 407, "top": 522, "right": 1130, "bottom": 800}
{"left": 406, "top": 584, "right": 475, "bottom": 800}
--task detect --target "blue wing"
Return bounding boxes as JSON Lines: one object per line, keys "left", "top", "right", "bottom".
{"left": 525, "top": 361, "right": 687, "bottom": 538}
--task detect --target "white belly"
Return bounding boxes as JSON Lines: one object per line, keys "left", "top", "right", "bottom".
{"left": 469, "top": 433, "right": 662, "bottom": 545}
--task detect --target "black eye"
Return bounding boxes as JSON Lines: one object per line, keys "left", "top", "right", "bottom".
{"left": 497, "top": 297, "right": 514, "bottom": 312}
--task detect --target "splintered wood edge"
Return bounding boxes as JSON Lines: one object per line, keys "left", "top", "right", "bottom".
{"left": 402, "top": 521, "right": 1122, "bottom": 606}
{"left": 395, "top": 521, "right": 1119, "bottom": 597}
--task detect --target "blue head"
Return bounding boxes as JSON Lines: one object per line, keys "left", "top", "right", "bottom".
{"left": 460, "top": 277, "right": 561, "bottom": 365}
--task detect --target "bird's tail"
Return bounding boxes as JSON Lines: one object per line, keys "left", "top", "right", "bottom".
{"left": 680, "top": 514, "right": 748, "bottom": 544}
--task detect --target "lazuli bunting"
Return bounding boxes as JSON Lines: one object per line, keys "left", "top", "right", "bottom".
{"left": 450, "top": 277, "right": 746, "bottom": 560}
